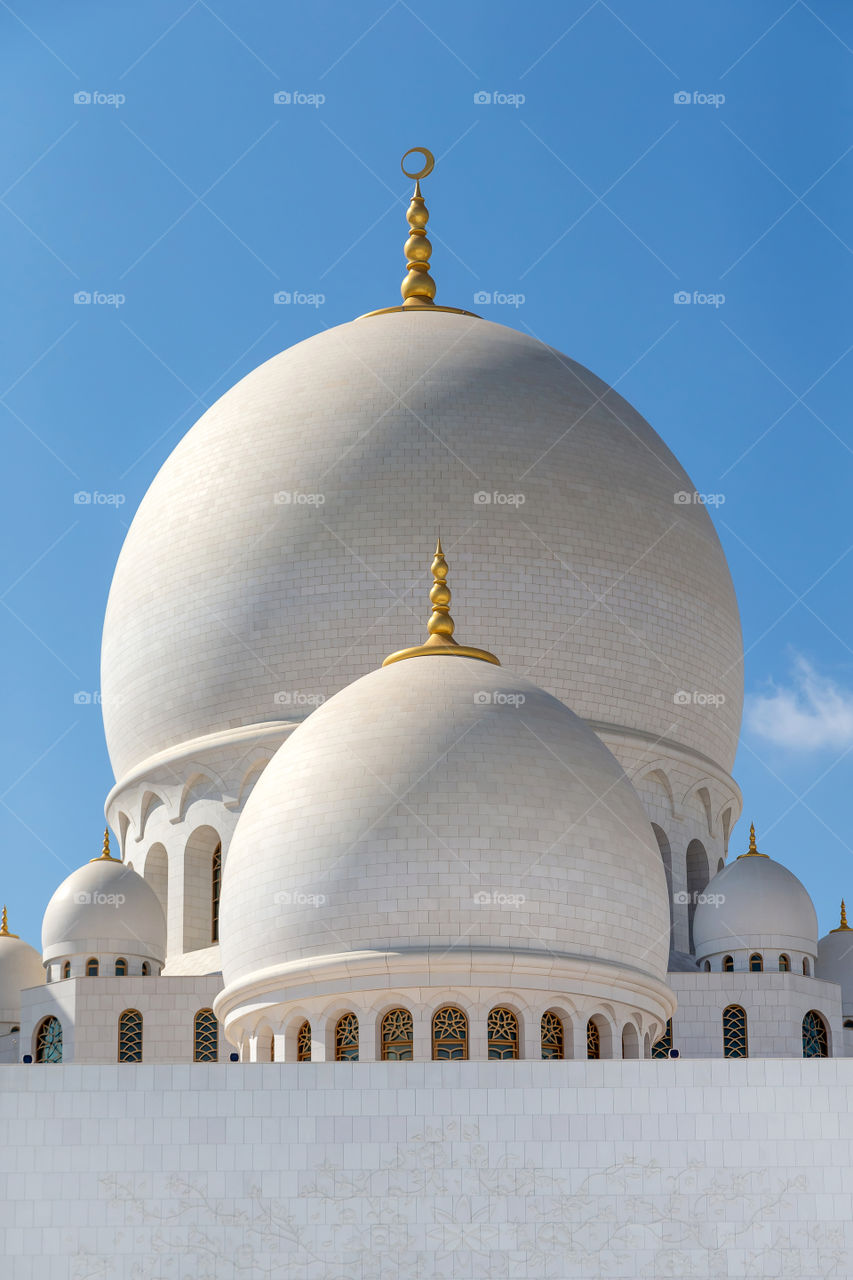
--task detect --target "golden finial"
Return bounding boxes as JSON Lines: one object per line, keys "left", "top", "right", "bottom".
{"left": 737, "top": 821, "right": 769, "bottom": 859}
{"left": 383, "top": 538, "right": 500, "bottom": 667}
{"left": 90, "top": 826, "right": 118, "bottom": 863}
{"left": 831, "top": 899, "right": 852, "bottom": 932}
{"left": 400, "top": 148, "right": 436, "bottom": 308}
{"left": 0, "top": 905, "right": 18, "bottom": 938}
{"left": 359, "top": 149, "right": 479, "bottom": 320}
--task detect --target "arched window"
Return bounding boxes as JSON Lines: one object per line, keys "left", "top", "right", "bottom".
{"left": 587, "top": 1019, "right": 601, "bottom": 1060}
{"left": 334, "top": 1013, "right": 358, "bottom": 1061}
{"left": 749, "top": 953, "right": 763, "bottom": 973}
{"left": 779, "top": 954, "right": 790, "bottom": 972}
{"left": 703, "top": 961, "right": 711, "bottom": 972}
{"left": 802, "top": 1010, "right": 828, "bottom": 1058}
{"left": 723, "top": 955, "right": 734, "bottom": 972}
{"left": 651, "top": 1018, "right": 673, "bottom": 1059}
{"left": 685, "top": 839, "right": 710, "bottom": 951}
{"left": 62, "top": 961, "right": 71, "bottom": 980}
{"left": 803, "top": 957, "right": 810, "bottom": 976}
{"left": 193, "top": 1009, "right": 218, "bottom": 1062}
{"left": 432, "top": 1006, "right": 468, "bottom": 1060}
{"left": 35, "top": 1016, "right": 62, "bottom": 1063}
{"left": 487, "top": 1007, "right": 519, "bottom": 1060}
{"left": 296, "top": 1020, "right": 311, "bottom": 1062}
{"left": 115, "top": 958, "right": 128, "bottom": 976}
{"left": 86, "top": 957, "right": 99, "bottom": 977}
{"left": 380, "top": 1008, "right": 413, "bottom": 1060}
{"left": 723, "top": 1005, "right": 748, "bottom": 1058}
{"left": 118, "top": 1009, "right": 143, "bottom": 1063}
{"left": 621, "top": 1023, "right": 640, "bottom": 1059}
{"left": 211, "top": 842, "right": 222, "bottom": 944}
{"left": 540, "top": 1011, "right": 564, "bottom": 1060}
{"left": 141, "top": 963, "right": 150, "bottom": 976}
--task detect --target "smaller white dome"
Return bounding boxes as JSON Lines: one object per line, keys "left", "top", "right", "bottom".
{"left": 0, "top": 922, "right": 44, "bottom": 1022}
{"left": 817, "top": 908, "right": 853, "bottom": 1014}
{"left": 42, "top": 853, "right": 166, "bottom": 966}
{"left": 693, "top": 840, "right": 818, "bottom": 962}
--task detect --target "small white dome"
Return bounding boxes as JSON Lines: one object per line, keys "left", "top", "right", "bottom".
{"left": 218, "top": 654, "right": 671, "bottom": 1001}
{"left": 0, "top": 925, "right": 44, "bottom": 1022}
{"left": 817, "top": 909, "right": 853, "bottom": 1014}
{"left": 42, "top": 854, "right": 166, "bottom": 966}
{"left": 693, "top": 845, "right": 818, "bottom": 961}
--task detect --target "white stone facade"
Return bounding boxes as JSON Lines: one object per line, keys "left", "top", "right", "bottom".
{"left": 1, "top": 1060, "right": 851, "bottom": 1278}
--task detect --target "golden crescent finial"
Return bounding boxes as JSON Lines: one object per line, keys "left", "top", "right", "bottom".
{"left": 737, "top": 820, "right": 768, "bottom": 859}
{"left": 0, "top": 904, "right": 17, "bottom": 938}
{"left": 831, "top": 899, "right": 852, "bottom": 932}
{"left": 401, "top": 147, "right": 435, "bottom": 180}
{"left": 90, "top": 826, "right": 118, "bottom": 862}
{"left": 383, "top": 539, "right": 500, "bottom": 667}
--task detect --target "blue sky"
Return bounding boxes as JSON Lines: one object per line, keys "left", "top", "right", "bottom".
{"left": 2, "top": 0, "right": 853, "bottom": 947}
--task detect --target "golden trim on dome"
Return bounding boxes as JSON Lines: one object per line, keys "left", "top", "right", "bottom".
{"left": 737, "top": 822, "right": 769, "bottom": 859}
{"left": 830, "top": 899, "right": 852, "bottom": 932}
{"left": 382, "top": 539, "right": 500, "bottom": 667}
{"left": 359, "top": 148, "right": 481, "bottom": 321}
{"left": 0, "top": 905, "right": 19, "bottom": 938}
{"left": 90, "top": 827, "right": 119, "bottom": 863}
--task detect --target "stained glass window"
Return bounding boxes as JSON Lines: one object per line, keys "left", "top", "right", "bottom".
{"left": 651, "top": 1018, "right": 673, "bottom": 1059}
{"left": 802, "top": 1010, "right": 828, "bottom": 1058}
{"left": 297, "top": 1020, "right": 311, "bottom": 1062}
{"left": 193, "top": 1008, "right": 218, "bottom": 1062}
{"left": 723, "top": 1004, "right": 747, "bottom": 1057}
{"left": 381, "top": 1008, "right": 413, "bottom": 1060}
{"left": 487, "top": 1007, "right": 519, "bottom": 1059}
{"left": 540, "top": 1011, "right": 564, "bottom": 1059}
{"left": 335, "top": 1013, "right": 358, "bottom": 1061}
{"left": 35, "top": 1016, "right": 62, "bottom": 1063}
{"left": 118, "top": 1009, "right": 143, "bottom": 1063}
{"left": 432, "top": 1006, "right": 468, "bottom": 1060}
{"left": 587, "top": 1019, "right": 601, "bottom": 1059}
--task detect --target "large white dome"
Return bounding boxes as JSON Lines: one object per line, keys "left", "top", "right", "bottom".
{"left": 101, "top": 312, "right": 743, "bottom": 786}
{"left": 0, "top": 928, "right": 44, "bottom": 1022}
{"left": 817, "top": 911, "right": 853, "bottom": 1013}
{"left": 217, "top": 654, "right": 672, "bottom": 1004}
{"left": 693, "top": 850, "right": 818, "bottom": 961}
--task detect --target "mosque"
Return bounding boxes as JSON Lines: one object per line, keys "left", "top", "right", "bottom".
{"left": 2, "top": 148, "right": 852, "bottom": 1278}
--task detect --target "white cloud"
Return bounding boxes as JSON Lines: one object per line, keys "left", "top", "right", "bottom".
{"left": 745, "top": 656, "right": 853, "bottom": 751}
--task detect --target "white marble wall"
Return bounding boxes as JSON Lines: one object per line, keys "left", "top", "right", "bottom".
{"left": 0, "top": 1060, "right": 850, "bottom": 1278}
{"left": 668, "top": 972, "right": 844, "bottom": 1057}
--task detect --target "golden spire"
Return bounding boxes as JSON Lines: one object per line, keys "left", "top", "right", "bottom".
{"left": 0, "top": 905, "right": 18, "bottom": 938}
{"left": 90, "top": 826, "right": 118, "bottom": 863}
{"left": 831, "top": 899, "right": 852, "bottom": 932}
{"left": 400, "top": 149, "right": 437, "bottom": 308}
{"left": 359, "top": 148, "right": 478, "bottom": 320}
{"left": 737, "top": 821, "right": 769, "bottom": 859}
{"left": 383, "top": 539, "right": 500, "bottom": 667}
